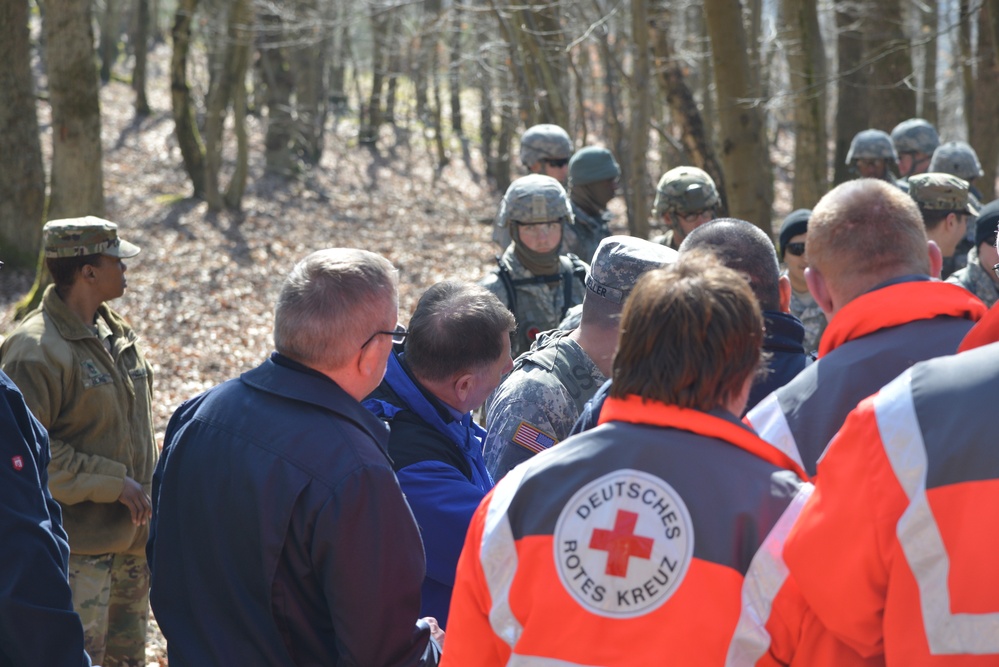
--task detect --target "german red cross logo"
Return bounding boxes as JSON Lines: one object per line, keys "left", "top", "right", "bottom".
{"left": 553, "top": 469, "right": 694, "bottom": 618}
{"left": 11, "top": 456, "right": 24, "bottom": 471}
{"left": 589, "top": 509, "right": 654, "bottom": 577}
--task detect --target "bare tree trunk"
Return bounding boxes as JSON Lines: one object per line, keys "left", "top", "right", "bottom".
{"left": 920, "top": 0, "right": 938, "bottom": 124}
{"left": 134, "top": 0, "right": 151, "bottom": 115}
{"left": 414, "top": 0, "right": 442, "bottom": 120}
{"left": 363, "top": 1, "right": 390, "bottom": 143}
{"left": 202, "top": 0, "right": 253, "bottom": 208}
{"left": 833, "top": 0, "right": 867, "bottom": 185}
{"left": 506, "top": 0, "right": 570, "bottom": 127}
{"left": 973, "top": 2, "right": 999, "bottom": 202}
{"left": 959, "top": 0, "right": 975, "bottom": 137}
{"left": 449, "top": 0, "right": 463, "bottom": 134}
{"left": 0, "top": 0, "right": 46, "bottom": 268}
{"left": 628, "top": 0, "right": 651, "bottom": 239}
{"left": 99, "top": 0, "right": 121, "bottom": 83}
{"left": 650, "top": 4, "right": 727, "bottom": 215}
{"left": 329, "top": 0, "right": 349, "bottom": 110}
{"left": 260, "top": 11, "right": 295, "bottom": 173}
{"left": 703, "top": 0, "right": 773, "bottom": 230}
{"left": 865, "top": 0, "right": 916, "bottom": 130}
{"left": 45, "top": 0, "right": 105, "bottom": 219}
{"left": 384, "top": 9, "right": 402, "bottom": 124}
{"left": 171, "top": 0, "right": 207, "bottom": 197}
{"left": 781, "top": 0, "right": 827, "bottom": 208}
{"left": 293, "top": 0, "right": 326, "bottom": 163}
{"left": 495, "top": 66, "right": 516, "bottom": 191}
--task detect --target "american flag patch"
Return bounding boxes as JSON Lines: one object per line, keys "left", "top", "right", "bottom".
{"left": 512, "top": 421, "right": 558, "bottom": 454}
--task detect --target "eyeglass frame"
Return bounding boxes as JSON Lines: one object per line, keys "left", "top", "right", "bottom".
{"left": 676, "top": 208, "right": 716, "bottom": 224}
{"left": 360, "top": 323, "right": 408, "bottom": 349}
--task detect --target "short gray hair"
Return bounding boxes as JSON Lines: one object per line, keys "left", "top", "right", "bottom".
{"left": 274, "top": 249, "right": 398, "bottom": 370}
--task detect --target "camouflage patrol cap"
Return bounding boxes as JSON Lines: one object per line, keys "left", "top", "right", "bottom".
{"left": 846, "top": 129, "right": 898, "bottom": 164}
{"left": 908, "top": 173, "right": 978, "bottom": 215}
{"left": 653, "top": 166, "right": 720, "bottom": 217}
{"left": 929, "top": 141, "right": 984, "bottom": 181}
{"left": 519, "top": 124, "right": 573, "bottom": 167}
{"left": 43, "top": 216, "right": 141, "bottom": 259}
{"left": 498, "top": 174, "right": 572, "bottom": 228}
{"left": 586, "top": 236, "right": 678, "bottom": 304}
{"left": 891, "top": 118, "right": 940, "bottom": 155}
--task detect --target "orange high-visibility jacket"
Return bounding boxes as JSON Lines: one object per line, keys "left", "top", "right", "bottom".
{"left": 442, "top": 396, "right": 875, "bottom": 667}
{"left": 747, "top": 280, "right": 984, "bottom": 478}
{"left": 785, "top": 342, "right": 999, "bottom": 665}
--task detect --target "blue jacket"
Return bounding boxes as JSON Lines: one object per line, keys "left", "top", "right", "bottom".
{"left": 0, "top": 371, "right": 89, "bottom": 667}
{"left": 571, "top": 310, "right": 810, "bottom": 434}
{"left": 148, "top": 353, "right": 439, "bottom": 666}
{"left": 365, "top": 351, "right": 493, "bottom": 628}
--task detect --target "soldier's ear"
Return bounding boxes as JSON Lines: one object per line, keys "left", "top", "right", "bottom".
{"left": 927, "top": 240, "right": 943, "bottom": 279}
{"left": 778, "top": 275, "right": 792, "bottom": 314}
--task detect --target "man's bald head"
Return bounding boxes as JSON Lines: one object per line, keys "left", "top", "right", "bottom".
{"left": 807, "top": 179, "right": 930, "bottom": 303}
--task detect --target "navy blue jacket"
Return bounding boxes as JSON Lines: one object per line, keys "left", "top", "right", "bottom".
{"left": 571, "top": 310, "right": 809, "bottom": 434}
{"left": 364, "top": 352, "right": 493, "bottom": 628}
{"left": 148, "top": 353, "right": 439, "bottom": 666}
{"left": 0, "top": 371, "right": 89, "bottom": 667}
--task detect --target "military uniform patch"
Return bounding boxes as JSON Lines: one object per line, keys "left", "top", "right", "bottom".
{"left": 511, "top": 421, "right": 557, "bottom": 454}
{"left": 80, "top": 359, "right": 112, "bottom": 388}
{"left": 553, "top": 469, "right": 694, "bottom": 618}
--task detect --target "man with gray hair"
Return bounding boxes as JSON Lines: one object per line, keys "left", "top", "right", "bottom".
{"left": 483, "top": 236, "right": 676, "bottom": 479}
{"left": 148, "top": 249, "right": 442, "bottom": 665}
{"left": 364, "top": 281, "right": 514, "bottom": 628}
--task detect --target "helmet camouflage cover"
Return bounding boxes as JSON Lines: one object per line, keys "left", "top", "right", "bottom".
{"left": 929, "top": 141, "right": 984, "bottom": 181}
{"left": 498, "top": 174, "right": 573, "bottom": 228}
{"left": 846, "top": 129, "right": 899, "bottom": 164}
{"left": 519, "top": 124, "right": 573, "bottom": 167}
{"left": 891, "top": 118, "right": 940, "bottom": 155}
{"left": 653, "top": 166, "right": 720, "bottom": 217}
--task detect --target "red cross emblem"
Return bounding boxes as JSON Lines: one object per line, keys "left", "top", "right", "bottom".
{"left": 589, "top": 509, "right": 654, "bottom": 577}
{"left": 11, "top": 456, "right": 24, "bottom": 471}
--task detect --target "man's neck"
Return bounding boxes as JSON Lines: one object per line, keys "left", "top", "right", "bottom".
{"left": 569, "top": 325, "right": 615, "bottom": 377}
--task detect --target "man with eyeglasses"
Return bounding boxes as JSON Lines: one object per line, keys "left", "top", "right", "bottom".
{"left": 909, "top": 173, "right": 979, "bottom": 279}
{"left": 651, "top": 166, "right": 720, "bottom": 250}
{"left": 746, "top": 179, "right": 985, "bottom": 479}
{"left": 948, "top": 199, "right": 999, "bottom": 307}
{"left": 483, "top": 174, "right": 588, "bottom": 357}
{"left": 364, "top": 282, "right": 514, "bottom": 628}
{"left": 148, "top": 249, "right": 443, "bottom": 666}
{"left": 493, "top": 124, "right": 573, "bottom": 249}
{"left": 779, "top": 208, "right": 826, "bottom": 355}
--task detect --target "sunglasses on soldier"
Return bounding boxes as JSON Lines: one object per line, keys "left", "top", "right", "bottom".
{"left": 542, "top": 158, "right": 569, "bottom": 168}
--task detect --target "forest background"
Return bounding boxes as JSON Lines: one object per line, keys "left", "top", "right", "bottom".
{"left": 3, "top": 0, "right": 999, "bottom": 474}
{"left": 2, "top": 0, "right": 999, "bottom": 660}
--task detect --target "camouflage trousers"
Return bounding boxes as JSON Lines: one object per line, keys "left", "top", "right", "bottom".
{"left": 69, "top": 553, "right": 149, "bottom": 667}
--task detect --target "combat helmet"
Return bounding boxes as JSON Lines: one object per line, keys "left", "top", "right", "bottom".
{"left": 929, "top": 141, "right": 984, "bottom": 181}
{"left": 890, "top": 118, "right": 940, "bottom": 156}
{"left": 653, "top": 166, "right": 720, "bottom": 218}
{"left": 846, "top": 129, "right": 899, "bottom": 164}
{"left": 519, "top": 124, "right": 573, "bottom": 168}
{"left": 497, "top": 174, "right": 573, "bottom": 229}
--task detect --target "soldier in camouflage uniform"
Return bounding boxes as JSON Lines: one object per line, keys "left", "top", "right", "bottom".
{"left": 932, "top": 141, "right": 987, "bottom": 272}
{"left": 651, "top": 166, "right": 720, "bottom": 249}
{"left": 909, "top": 173, "right": 979, "bottom": 279}
{"left": 947, "top": 199, "right": 999, "bottom": 307}
{"left": 482, "top": 236, "right": 677, "bottom": 479}
{"left": 779, "top": 208, "right": 826, "bottom": 355}
{"left": 481, "top": 175, "right": 588, "bottom": 358}
{"left": 563, "top": 146, "right": 621, "bottom": 263}
{"left": 891, "top": 118, "right": 940, "bottom": 179}
{"left": 847, "top": 129, "right": 905, "bottom": 188}
{"left": 493, "top": 124, "right": 574, "bottom": 248}
{"left": 1, "top": 218, "right": 157, "bottom": 667}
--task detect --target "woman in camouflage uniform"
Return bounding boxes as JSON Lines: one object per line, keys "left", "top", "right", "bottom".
{"left": 482, "top": 175, "right": 587, "bottom": 358}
